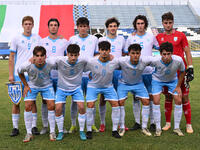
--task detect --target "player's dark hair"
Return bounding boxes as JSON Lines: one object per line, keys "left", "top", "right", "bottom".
{"left": 105, "top": 17, "right": 120, "bottom": 28}
{"left": 76, "top": 17, "right": 89, "bottom": 26}
{"left": 160, "top": 42, "right": 173, "bottom": 53}
{"left": 67, "top": 44, "right": 80, "bottom": 53}
{"left": 22, "top": 16, "right": 34, "bottom": 25}
{"left": 98, "top": 41, "right": 111, "bottom": 50}
{"left": 133, "top": 15, "right": 148, "bottom": 30}
{"left": 33, "top": 46, "right": 46, "bottom": 56}
{"left": 48, "top": 18, "right": 60, "bottom": 27}
{"left": 128, "top": 44, "right": 142, "bottom": 52}
{"left": 162, "top": 12, "right": 174, "bottom": 22}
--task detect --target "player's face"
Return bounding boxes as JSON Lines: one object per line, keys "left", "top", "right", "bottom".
{"left": 67, "top": 53, "right": 79, "bottom": 64}
{"left": 161, "top": 50, "right": 172, "bottom": 64}
{"left": 129, "top": 50, "right": 141, "bottom": 63}
{"left": 107, "top": 22, "right": 118, "bottom": 36}
{"left": 48, "top": 21, "right": 59, "bottom": 35}
{"left": 77, "top": 24, "right": 89, "bottom": 37}
{"left": 34, "top": 51, "right": 46, "bottom": 66}
{"left": 162, "top": 19, "right": 174, "bottom": 32}
{"left": 136, "top": 19, "right": 145, "bottom": 32}
{"left": 99, "top": 49, "right": 110, "bottom": 58}
{"left": 22, "top": 20, "right": 34, "bottom": 34}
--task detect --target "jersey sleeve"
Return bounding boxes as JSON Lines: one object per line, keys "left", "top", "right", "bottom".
{"left": 17, "top": 61, "right": 31, "bottom": 74}
{"left": 10, "top": 37, "right": 18, "bottom": 53}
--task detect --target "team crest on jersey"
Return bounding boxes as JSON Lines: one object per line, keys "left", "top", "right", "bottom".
{"left": 161, "top": 38, "right": 164, "bottom": 41}
{"left": 174, "top": 37, "right": 178, "bottom": 42}
{"left": 22, "top": 40, "right": 25, "bottom": 44}
{"left": 46, "top": 43, "right": 49, "bottom": 46}
{"left": 6, "top": 82, "right": 22, "bottom": 105}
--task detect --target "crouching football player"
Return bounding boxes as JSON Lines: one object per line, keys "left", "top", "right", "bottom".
{"left": 85, "top": 41, "right": 121, "bottom": 139}
{"left": 117, "top": 44, "right": 152, "bottom": 136}
{"left": 49, "top": 44, "right": 87, "bottom": 141}
{"left": 18, "top": 46, "right": 56, "bottom": 142}
{"left": 151, "top": 42, "right": 185, "bottom": 136}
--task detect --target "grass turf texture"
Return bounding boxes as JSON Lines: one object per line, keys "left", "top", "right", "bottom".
{"left": 0, "top": 58, "right": 200, "bottom": 150}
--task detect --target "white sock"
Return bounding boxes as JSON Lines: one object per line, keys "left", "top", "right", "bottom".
{"left": 78, "top": 113, "right": 86, "bottom": 131}
{"left": 62, "top": 104, "right": 66, "bottom": 117}
{"left": 112, "top": 107, "right": 120, "bottom": 131}
{"left": 71, "top": 101, "right": 77, "bottom": 126}
{"left": 149, "top": 101, "right": 154, "bottom": 124}
{"left": 32, "top": 113, "right": 37, "bottom": 128}
{"left": 119, "top": 106, "right": 125, "bottom": 129}
{"left": 92, "top": 105, "right": 96, "bottom": 125}
{"left": 133, "top": 98, "right": 141, "bottom": 124}
{"left": 174, "top": 104, "right": 182, "bottom": 129}
{"left": 12, "top": 114, "right": 19, "bottom": 129}
{"left": 99, "top": 105, "right": 106, "bottom": 125}
{"left": 86, "top": 108, "right": 94, "bottom": 131}
{"left": 153, "top": 104, "right": 161, "bottom": 130}
{"left": 48, "top": 110, "right": 55, "bottom": 133}
{"left": 41, "top": 103, "right": 48, "bottom": 128}
{"left": 24, "top": 111, "right": 32, "bottom": 134}
{"left": 55, "top": 115, "right": 64, "bottom": 133}
{"left": 142, "top": 105, "right": 150, "bottom": 129}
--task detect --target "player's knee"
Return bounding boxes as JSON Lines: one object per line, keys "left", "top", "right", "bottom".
{"left": 87, "top": 102, "right": 95, "bottom": 108}
{"left": 55, "top": 105, "right": 62, "bottom": 116}
{"left": 47, "top": 103, "right": 55, "bottom": 111}
{"left": 142, "top": 99, "right": 150, "bottom": 106}
{"left": 25, "top": 104, "right": 32, "bottom": 112}
{"left": 110, "top": 101, "right": 119, "bottom": 107}
{"left": 118, "top": 100, "right": 125, "bottom": 106}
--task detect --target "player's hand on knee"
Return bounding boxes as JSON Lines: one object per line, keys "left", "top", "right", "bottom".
{"left": 186, "top": 67, "right": 194, "bottom": 82}
{"left": 173, "top": 87, "right": 182, "bottom": 97}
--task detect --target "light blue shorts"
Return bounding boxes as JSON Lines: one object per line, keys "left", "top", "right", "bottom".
{"left": 117, "top": 82, "right": 149, "bottom": 100}
{"left": 142, "top": 74, "right": 152, "bottom": 94}
{"left": 86, "top": 86, "right": 118, "bottom": 102}
{"left": 55, "top": 87, "right": 84, "bottom": 104}
{"left": 152, "top": 79, "right": 178, "bottom": 95}
{"left": 24, "top": 86, "right": 55, "bottom": 101}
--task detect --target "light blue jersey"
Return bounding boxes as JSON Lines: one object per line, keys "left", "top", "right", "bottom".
{"left": 86, "top": 57, "right": 119, "bottom": 88}
{"left": 17, "top": 62, "right": 55, "bottom": 89}
{"left": 151, "top": 55, "right": 185, "bottom": 82}
{"left": 48, "top": 56, "right": 87, "bottom": 91}
{"left": 118, "top": 56, "right": 153, "bottom": 85}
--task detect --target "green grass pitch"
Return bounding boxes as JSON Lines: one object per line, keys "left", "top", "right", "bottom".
{"left": 0, "top": 58, "right": 200, "bottom": 150}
